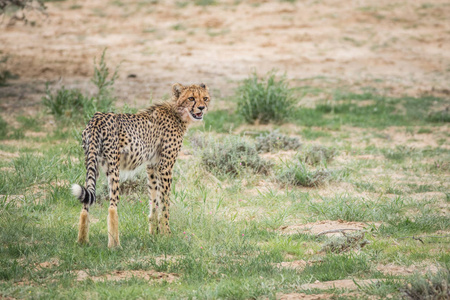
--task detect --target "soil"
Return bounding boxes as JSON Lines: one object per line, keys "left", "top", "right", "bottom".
{"left": 76, "top": 269, "right": 179, "bottom": 283}
{"left": 1, "top": 0, "right": 450, "bottom": 115}
{"left": 376, "top": 263, "right": 439, "bottom": 276}
{"left": 277, "top": 279, "right": 380, "bottom": 299}
{"left": 278, "top": 220, "right": 380, "bottom": 236}
{"left": 301, "top": 279, "right": 379, "bottom": 290}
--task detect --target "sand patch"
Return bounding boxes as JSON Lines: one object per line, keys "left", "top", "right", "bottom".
{"left": 300, "top": 279, "right": 380, "bottom": 290}
{"left": 0, "top": 194, "right": 25, "bottom": 206}
{"left": 76, "top": 269, "right": 179, "bottom": 283}
{"left": 260, "top": 150, "right": 298, "bottom": 160}
{"left": 376, "top": 263, "right": 440, "bottom": 276}
{"left": 0, "top": 150, "right": 19, "bottom": 159}
{"left": 278, "top": 293, "right": 333, "bottom": 300}
{"left": 274, "top": 260, "right": 308, "bottom": 272}
{"left": 278, "top": 220, "right": 380, "bottom": 236}
{"left": 36, "top": 258, "right": 60, "bottom": 270}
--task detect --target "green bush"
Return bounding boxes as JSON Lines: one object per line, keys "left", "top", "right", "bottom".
{"left": 199, "top": 136, "right": 272, "bottom": 176}
{"left": 276, "top": 159, "right": 332, "bottom": 187}
{"left": 402, "top": 268, "right": 450, "bottom": 300}
{"left": 0, "top": 116, "right": 8, "bottom": 139}
{"left": 42, "top": 49, "right": 118, "bottom": 122}
{"left": 42, "top": 87, "right": 88, "bottom": 118}
{"left": 300, "top": 145, "right": 337, "bottom": 166}
{"left": 255, "top": 130, "right": 301, "bottom": 153}
{"left": 236, "top": 72, "right": 295, "bottom": 124}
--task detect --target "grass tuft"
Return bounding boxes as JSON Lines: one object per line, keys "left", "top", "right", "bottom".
{"left": 255, "top": 130, "right": 301, "bottom": 153}
{"left": 321, "top": 232, "right": 370, "bottom": 253}
{"left": 236, "top": 72, "right": 295, "bottom": 124}
{"left": 0, "top": 116, "right": 8, "bottom": 139}
{"left": 300, "top": 145, "right": 337, "bottom": 166}
{"left": 42, "top": 49, "right": 118, "bottom": 123}
{"left": 276, "top": 159, "right": 332, "bottom": 187}
{"left": 402, "top": 268, "right": 450, "bottom": 300}
{"left": 199, "top": 136, "right": 272, "bottom": 176}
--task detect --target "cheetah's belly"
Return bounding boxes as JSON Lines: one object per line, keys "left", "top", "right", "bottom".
{"left": 118, "top": 144, "right": 160, "bottom": 181}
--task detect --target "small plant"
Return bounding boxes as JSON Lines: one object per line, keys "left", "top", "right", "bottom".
{"left": 0, "top": 53, "right": 18, "bottom": 86}
{"left": 300, "top": 145, "right": 337, "bottom": 166}
{"left": 383, "top": 145, "right": 416, "bottom": 161}
{"left": 42, "top": 49, "right": 118, "bottom": 122}
{"left": 42, "top": 86, "right": 88, "bottom": 119}
{"left": 0, "top": 116, "right": 8, "bottom": 139}
{"left": 321, "top": 231, "right": 370, "bottom": 253}
{"left": 402, "top": 268, "right": 450, "bottom": 300}
{"left": 427, "top": 107, "right": 450, "bottom": 123}
{"left": 91, "top": 48, "right": 119, "bottom": 98}
{"left": 276, "top": 159, "right": 332, "bottom": 187}
{"left": 200, "top": 136, "right": 272, "bottom": 176}
{"left": 194, "top": 0, "right": 216, "bottom": 6}
{"left": 0, "top": 0, "right": 46, "bottom": 24}
{"left": 236, "top": 72, "right": 295, "bottom": 124}
{"left": 188, "top": 133, "right": 212, "bottom": 151}
{"left": 255, "top": 130, "right": 301, "bottom": 153}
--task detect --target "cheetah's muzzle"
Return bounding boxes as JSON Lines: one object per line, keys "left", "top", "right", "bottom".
{"left": 191, "top": 111, "right": 204, "bottom": 120}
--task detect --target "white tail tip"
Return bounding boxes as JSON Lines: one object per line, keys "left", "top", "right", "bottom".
{"left": 71, "top": 184, "right": 83, "bottom": 198}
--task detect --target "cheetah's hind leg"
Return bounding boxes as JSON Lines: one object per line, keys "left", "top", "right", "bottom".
{"left": 77, "top": 208, "right": 89, "bottom": 244}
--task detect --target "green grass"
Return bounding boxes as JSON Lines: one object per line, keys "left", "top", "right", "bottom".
{"left": 1, "top": 70, "right": 449, "bottom": 299}
{"left": 236, "top": 71, "right": 295, "bottom": 125}
{"left": 255, "top": 130, "right": 301, "bottom": 153}
{"left": 293, "top": 92, "right": 450, "bottom": 128}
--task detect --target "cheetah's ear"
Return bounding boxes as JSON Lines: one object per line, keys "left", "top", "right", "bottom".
{"left": 199, "top": 83, "right": 208, "bottom": 90}
{"left": 172, "top": 83, "right": 185, "bottom": 100}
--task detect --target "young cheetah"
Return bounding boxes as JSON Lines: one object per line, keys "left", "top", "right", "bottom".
{"left": 71, "top": 83, "right": 210, "bottom": 248}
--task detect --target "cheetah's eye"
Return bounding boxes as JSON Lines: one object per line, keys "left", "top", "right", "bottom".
{"left": 203, "top": 97, "right": 209, "bottom": 101}
{"left": 188, "top": 97, "right": 195, "bottom": 101}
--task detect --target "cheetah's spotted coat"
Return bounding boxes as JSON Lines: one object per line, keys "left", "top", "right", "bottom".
{"left": 72, "top": 83, "right": 210, "bottom": 247}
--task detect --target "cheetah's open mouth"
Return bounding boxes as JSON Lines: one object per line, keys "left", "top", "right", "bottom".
{"left": 190, "top": 111, "right": 204, "bottom": 120}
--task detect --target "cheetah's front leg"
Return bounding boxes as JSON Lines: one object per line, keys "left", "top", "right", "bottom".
{"left": 147, "top": 167, "right": 160, "bottom": 235}
{"left": 106, "top": 161, "right": 121, "bottom": 248}
{"left": 158, "top": 167, "right": 173, "bottom": 235}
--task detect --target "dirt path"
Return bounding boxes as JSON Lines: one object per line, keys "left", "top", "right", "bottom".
{"left": 1, "top": 0, "right": 449, "bottom": 113}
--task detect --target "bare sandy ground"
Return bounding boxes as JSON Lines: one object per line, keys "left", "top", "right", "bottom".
{"left": 1, "top": 0, "right": 449, "bottom": 113}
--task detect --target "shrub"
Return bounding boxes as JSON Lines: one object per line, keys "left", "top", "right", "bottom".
{"left": 199, "top": 136, "right": 272, "bottom": 176}
{"left": 42, "top": 49, "right": 118, "bottom": 122}
{"left": 276, "top": 159, "right": 332, "bottom": 187}
{"left": 0, "top": 53, "right": 18, "bottom": 86}
{"left": 402, "top": 268, "right": 450, "bottom": 300}
{"left": 300, "top": 145, "right": 337, "bottom": 166}
{"left": 236, "top": 72, "right": 295, "bottom": 124}
{"left": 0, "top": 0, "right": 46, "bottom": 24}
{"left": 42, "top": 87, "right": 88, "bottom": 118}
{"left": 255, "top": 130, "right": 301, "bottom": 153}
{"left": 427, "top": 107, "right": 450, "bottom": 123}
{"left": 321, "top": 231, "right": 370, "bottom": 253}
{"left": 0, "top": 116, "right": 8, "bottom": 139}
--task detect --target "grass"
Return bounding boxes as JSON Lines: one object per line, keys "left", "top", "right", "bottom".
{"left": 255, "top": 130, "right": 301, "bottom": 153}
{"left": 402, "top": 269, "right": 450, "bottom": 299}
{"left": 236, "top": 71, "right": 295, "bottom": 124}
{"left": 196, "top": 135, "right": 272, "bottom": 176}
{"left": 0, "top": 69, "right": 449, "bottom": 299}
{"left": 276, "top": 159, "right": 333, "bottom": 187}
{"left": 292, "top": 92, "right": 450, "bottom": 128}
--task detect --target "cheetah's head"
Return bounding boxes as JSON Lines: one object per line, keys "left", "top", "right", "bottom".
{"left": 172, "top": 83, "right": 210, "bottom": 123}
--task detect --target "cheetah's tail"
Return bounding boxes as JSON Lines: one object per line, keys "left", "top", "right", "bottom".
{"left": 71, "top": 184, "right": 96, "bottom": 206}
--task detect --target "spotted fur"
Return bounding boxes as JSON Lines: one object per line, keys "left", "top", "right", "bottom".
{"left": 72, "top": 83, "right": 210, "bottom": 247}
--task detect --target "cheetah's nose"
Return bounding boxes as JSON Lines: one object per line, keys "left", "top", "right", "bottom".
{"left": 198, "top": 106, "right": 205, "bottom": 111}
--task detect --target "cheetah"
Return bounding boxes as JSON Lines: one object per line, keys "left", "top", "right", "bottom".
{"left": 71, "top": 83, "right": 210, "bottom": 248}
